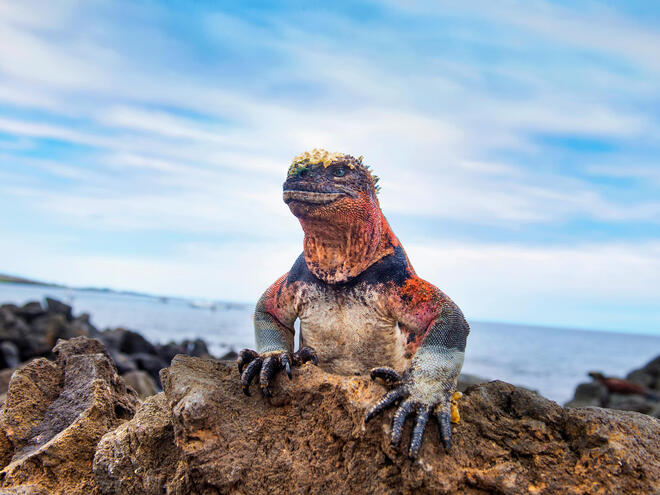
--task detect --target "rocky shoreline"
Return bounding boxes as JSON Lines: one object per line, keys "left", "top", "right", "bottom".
{"left": 0, "top": 298, "right": 232, "bottom": 403}
{"left": 0, "top": 298, "right": 658, "bottom": 493}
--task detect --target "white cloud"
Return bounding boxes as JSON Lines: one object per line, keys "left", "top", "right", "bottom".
{"left": 408, "top": 240, "right": 660, "bottom": 333}
{"left": 0, "top": 0, "right": 658, "bottom": 331}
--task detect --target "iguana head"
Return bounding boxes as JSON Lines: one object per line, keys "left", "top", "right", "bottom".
{"left": 283, "top": 148, "right": 380, "bottom": 220}
{"left": 282, "top": 149, "right": 396, "bottom": 284}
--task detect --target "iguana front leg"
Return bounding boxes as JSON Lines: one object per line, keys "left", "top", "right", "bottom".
{"left": 366, "top": 284, "right": 469, "bottom": 459}
{"left": 237, "top": 274, "right": 317, "bottom": 396}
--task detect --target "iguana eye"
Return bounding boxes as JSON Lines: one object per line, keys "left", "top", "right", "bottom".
{"left": 333, "top": 167, "right": 346, "bottom": 177}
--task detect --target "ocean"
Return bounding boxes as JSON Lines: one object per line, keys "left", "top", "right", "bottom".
{"left": 1, "top": 283, "right": 659, "bottom": 404}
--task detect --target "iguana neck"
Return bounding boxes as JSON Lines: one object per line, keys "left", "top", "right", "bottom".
{"left": 299, "top": 210, "right": 397, "bottom": 284}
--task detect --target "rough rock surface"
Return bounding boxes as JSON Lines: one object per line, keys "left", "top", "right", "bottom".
{"left": 94, "top": 355, "right": 660, "bottom": 495}
{"left": 0, "top": 337, "right": 138, "bottom": 494}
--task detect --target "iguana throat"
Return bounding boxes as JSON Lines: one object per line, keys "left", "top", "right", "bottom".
{"left": 299, "top": 205, "right": 396, "bottom": 284}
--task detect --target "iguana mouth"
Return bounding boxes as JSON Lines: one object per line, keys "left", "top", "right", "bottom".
{"left": 283, "top": 190, "right": 345, "bottom": 204}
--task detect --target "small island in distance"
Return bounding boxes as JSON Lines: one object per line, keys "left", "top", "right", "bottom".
{"left": 0, "top": 273, "right": 59, "bottom": 286}
{"left": 0, "top": 272, "right": 164, "bottom": 299}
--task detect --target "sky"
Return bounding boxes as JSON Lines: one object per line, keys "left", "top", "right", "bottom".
{"left": 0, "top": 0, "right": 659, "bottom": 335}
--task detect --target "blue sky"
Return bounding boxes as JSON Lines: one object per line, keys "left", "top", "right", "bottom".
{"left": 0, "top": 0, "right": 659, "bottom": 335}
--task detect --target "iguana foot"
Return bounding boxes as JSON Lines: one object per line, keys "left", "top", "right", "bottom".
{"left": 237, "top": 346, "right": 318, "bottom": 396}
{"left": 365, "top": 366, "right": 459, "bottom": 459}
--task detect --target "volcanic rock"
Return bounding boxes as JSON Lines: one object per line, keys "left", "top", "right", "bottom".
{"left": 0, "top": 337, "right": 138, "bottom": 494}
{"left": 93, "top": 355, "right": 660, "bottom": 495}
{"left": 564, "top": 381, "right": 608, "bottom": 408}
{"left": 44, "top": 298, "right": 72, "bottom": 321}
{"left": 121, "top": 370, "right": 158, "bottom": 400}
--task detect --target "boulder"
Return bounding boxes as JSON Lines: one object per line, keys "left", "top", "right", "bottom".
{"left": 626, "top": 355, "right": 660, "bottom": 392}
{"left": 107, "top": 350, "right": 137, "bottom": 375}
{"left": 457, "top": 373, "right": 488, "bottom": 392}
{"left": 606, "top": 393, "right": 654, "bottom": 414}
{"left": 20, "top": 314, "right": 68, "bottom": 359}
{"left": 564, "top": 381, "right": 608, "bottom": 408}
{"left": 14, "top": 303, "right": 44, "bottom": 322}
{"left": 625, "top": 369, "right": 654, "bottom": 389}
{"left": 155, "top": 342, "right": 186, "bottom": 365}
{"left": 100, "top": 328, "right": 156, "bottom": 356}
{"left": 94, "top": 394, "right": 180, "bottom": 495}
{"left": 218, "top": 349, "right": 238, "bottom": 361}
{"left": 186, "top": 338, "right": 209, "bottom": 357}
{"left": 121, "top": 371, "right": 158, "bottom": 400}
{"left": 0, "top": 343, "right": 19, "bottom": 370}
{"left": 45, "top": 298, "right": 72, "bottom": 321}
{"left": 68, "top": 314, "right": 100, "bottom": 339}
{"left": 0, "top": 369, "right": 15, "bottom": 397}
{"left": 131, "top": 353, "right": 167, "bottom": 386}
{"left": 94, "top": 356, "right": 660, "bottom": 495}
{"left": 0, "top": 312, "right": 30, "bottom": 353}
{"left": 0, "top": 337, "right": 138, "bottom": 494}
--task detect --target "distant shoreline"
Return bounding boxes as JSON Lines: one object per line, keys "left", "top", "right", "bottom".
{"left": 0, "top": 273, "right": 172, "bottom": 301}
{"left": 0, "top": 274, "right": 60, "bottom": 287}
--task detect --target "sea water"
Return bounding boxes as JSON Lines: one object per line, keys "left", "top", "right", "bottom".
{"left": 1, "top": 283, "right": 658, "bottom": 404}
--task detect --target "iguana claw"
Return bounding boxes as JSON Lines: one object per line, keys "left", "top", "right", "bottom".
{"left": 365, "top": 365, "right": 460, "bottom": 459}
{"left": 237, "top": 346, "right": 317, "bottom": 396}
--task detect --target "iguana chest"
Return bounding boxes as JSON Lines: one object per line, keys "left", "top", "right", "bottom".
{"left": 296, "top": 283, "right": 409, "bottom": 375}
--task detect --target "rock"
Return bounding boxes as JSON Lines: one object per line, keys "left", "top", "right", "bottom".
{"left": 607, "top": 393, "right": 654, "bottom": 414}
{"left": 564, "top": 381, "right": 608, "bottom": 408}
{"left": 98, "top": 328, "right": 124, "bottom": 352}
{"left": 0, "top": 337, "right": 138, "bottom": 494}
{"left": 94, "top": 356, "right": 660, "bottom": 494}
{"left": 45, "top": 298, "right": 72, "bottom": 321}
{"left": 100, "top": 328, "right": 156, "bottom": 356}
{"left": 121, "top": 371, "right": 158, "bottom": 400}
{"left": 625, "top": 355, "right": 660, "bottom": 392}
{"left": 0, "top": 369, "right": 15, "bottom": 397}
{"left": 186, "top": 338, "right": 209, "bottom": 357}
{"left": 0, "top": 485, "right": 49, "bottom": 494}
{"left": 625, "top": 369, "right": 654, "bottom": 389}
{"left": 94, "top": 394, "right": 179, "bottom": 494}
{"left": 0, "top": 359, "right": 63, "bottom": 449}
{"left": 0, "top": 311, "right": 30, "bottom": 351}
{"left": 457, "top": 373, "right": 488, "bottom": 392}
{"left": 121, "top": 330, "right": 157, "bottom": 355}
{"left": 69, "top": 314, "right": 99, "bottom": 339}
{"left": 14, "top": 302, "right": 44, "bottom": 322}
{"left": 107, "top": 350, "right": 137, "bottom": 375}
{"left": 641, "top": 355, "right": 660, "bottom": 374}
{"left": 0, "top": 343, "right": 19, "bottom": 370}
{"left": 155, "top": 342, "right": 186, "bottom": 365}
{"left": 21, "top": 314, "right": 68, "bottom": 359}
{"left": 218, "top": 349, "right": 238, "bottom": 361}
{"left": 131, "top": 353, "right": 167, "bottom": 386}
{"left": 0, "top": 308, "right": 17, "bottom": 331}
{"left": 650, "top": 402, "right": 660, "bottom": 419}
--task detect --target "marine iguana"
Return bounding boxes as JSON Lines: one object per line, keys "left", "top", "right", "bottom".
{"left": 237, "top": 149, "right": 470, "bottom": 459}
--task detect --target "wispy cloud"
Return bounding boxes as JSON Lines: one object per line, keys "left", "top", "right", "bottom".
{"left": 0, "top": 0, "right": 658, "bottom": 332}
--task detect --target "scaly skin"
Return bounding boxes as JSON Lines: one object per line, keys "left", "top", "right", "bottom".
{"left": 238, "top": 149, "right": 470, "bottom": 459}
